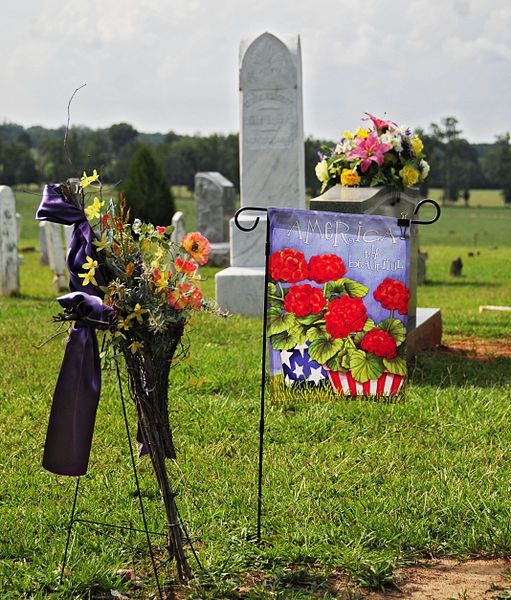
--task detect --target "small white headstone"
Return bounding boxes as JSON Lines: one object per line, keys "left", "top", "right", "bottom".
{"left": 44, "top": 221, "right": 67, "bottom": 292}
{"left": 171, "top": 211, "right": 186, "bottom": 245}
{"left": 39, "top": 222, "right": 49, "bottom": 265}
{"left": 0, "top": 186, "right": 20, "bottom": 295}
{"left": 63, "top": 224, "right": 74, "bottom": 252}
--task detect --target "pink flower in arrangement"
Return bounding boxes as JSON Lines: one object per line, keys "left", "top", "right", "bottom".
{"left": 348, "top": 132, "right": 393, "bottom": 173}
{"left": 156, "top": 226, "right": 166, "bottom": 235}
{"left": 362, "top": 112, "right": 397, "bottom": 132}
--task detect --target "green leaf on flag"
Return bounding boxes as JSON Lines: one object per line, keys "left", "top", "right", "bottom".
{"left": 324, "top": 279, "right": 347, "bottom": 298}
{"left": 363, "top": 318, "right": 375, "bottom": 331}
{"left": 308, "top": 335, "right": 345, "bottom": 364}
{"left": 267, "top": 310, "right": 296, "bottom": 336}
{"left": 267, "top": 282, "right": 277, "bottom": 296}
{"left": 383, "top": 356, "right": 407, "bottom": 376}
{"left": 296, "top": 313, "right": 324, "bottom": 326}
{"left": 349, "top": 350, "right": 384, "bottom": 383}
{"left": 306, "top": 326, "right": 323, "bottom": 341}
{"left": 377, "top": 318, "right": 406, "bottom": 345}
{"left": 343, "top": 278, "right": 369, "bottom": 298}
{"left": 270, "top": 330, "right": 301, "bottom": 350}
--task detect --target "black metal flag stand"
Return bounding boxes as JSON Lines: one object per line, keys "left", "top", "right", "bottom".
{"left": 234, "top": 199, "right": 440, "bottom": 544}
{"left": 59, "top": 359, "right": 203, "bottom": 599}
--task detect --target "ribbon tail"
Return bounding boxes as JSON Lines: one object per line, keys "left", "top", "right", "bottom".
{"left": 42, "top": 325, "right": 101, "bottom": 476}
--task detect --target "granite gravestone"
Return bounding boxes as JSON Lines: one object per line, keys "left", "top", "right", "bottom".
{"left": 44, "top": 221, "right": 67, "bottom": 292}
{"left": 39, "top": 222, "right": 49, "bottom": 265}
{"left": 195, "top": 171, "right": 235, "bottom": 267}
{"left": 0, "top": 186, "right": 20, "bottom": 295}
{"left": 171, "top": 211, "right": 186, "bottom": 245}
{"left": 216, "top": 33, "right": 305, "bottom": 315}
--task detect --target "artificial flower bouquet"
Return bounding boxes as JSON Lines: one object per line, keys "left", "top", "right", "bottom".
{"left": 38, "top": 170, "right": 213, "bottom": 581}
{"left": 315, "top": 113, "right": 430, "bottom": 193}
{"left": 267, "top": 247, "right": 408, "bottom": 399}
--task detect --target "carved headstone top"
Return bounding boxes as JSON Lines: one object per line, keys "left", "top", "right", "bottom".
{"left": 239, "top": 32, "right": 305, "bottom": 209}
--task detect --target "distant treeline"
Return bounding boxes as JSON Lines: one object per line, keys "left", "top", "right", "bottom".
{"left": 1, "top": 117, "right": 510, "bottom": 203}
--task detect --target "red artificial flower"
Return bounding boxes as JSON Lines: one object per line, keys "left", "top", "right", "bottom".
{"left": 175, "top": 257, "right": 197, "bottom": 276}
{"left": 181, "top": 232, "right": 211, "bottom": 266}
{"left": 269, "top": 248, "right": 308, "bottom": 283}
{"left": 325, "top": 296, "right": 367, "bottom": 339}
{"left": 156, "top": 226, "right": 166, "bottom": 235}
{"left": 374, "top": 278, "right": 409, "bottom": 315}
{"left": 361, "top": 329, "right": 397, "bottom": 360}
{"left": 283, "top": 284, "right": 326, "bottom": 317}
{"left": 308, "top": 254, "right": 347, "bottom": 284}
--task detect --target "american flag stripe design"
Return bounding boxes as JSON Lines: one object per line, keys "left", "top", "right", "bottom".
{"left": 327, "top": 371, "right": 405, "bottom": 397}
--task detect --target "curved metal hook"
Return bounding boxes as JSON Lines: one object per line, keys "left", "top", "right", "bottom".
{"left": 234, "top": 206, "right": 268, "bottom": 232}
{"left": 412, "top": 198, "right": 441, "bottom": 225}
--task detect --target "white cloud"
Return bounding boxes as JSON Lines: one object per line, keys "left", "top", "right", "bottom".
{"left": 0, "top": 0, "right": 509, "bottom": 141}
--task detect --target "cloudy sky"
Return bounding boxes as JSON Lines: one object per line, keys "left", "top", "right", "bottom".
{"left": 1, "top": 0, "right": 509, "bottom": 142}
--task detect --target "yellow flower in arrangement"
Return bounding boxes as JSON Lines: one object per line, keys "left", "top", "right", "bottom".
{"left": 78, "top": 256, "right": 99, "bottom": 287}
{"left": 355, "top": 128, "right": 369, "bottom": 139}
{"left": 340, "top": 168, "right": 361, "bottom": 187}
{"left": 80, "top": 169, "right": 100, "bottom": 189}
{"left": 128, "top": 341, "right": 144, "bottom": 354}
{"left": 140, "top": 239, "right": 150, "bottom": 253}
{"left": 125, "top": 262, "right": 135, "bottom": 277}
{"left": 152, "top": 269, "right": 170, "bottom": 292}
{"left": 411, "top": 135, "right": 424, "bottom": 156}
{"left": 127, "top": 303, "right": 148, "bottom": 324}
{"left": 399, "top": 164, "right": 420, "bottom": 187}
{"left": 84, "top": 197, "right": 105, "bottom": 221}
{"left": 117, "top": 317, "right": 131, "bottom": 331}
{"left": 150, "top": 247, "right": 164, "bottom": 270}
{"left": 343, "top": 130, "right": 353, "bottom": 139}
{"left": 92, "top": 233, "right": 109, "bottom": 252}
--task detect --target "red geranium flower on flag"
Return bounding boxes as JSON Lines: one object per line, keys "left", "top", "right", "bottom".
{"left": 325, "top": 296, "right": 367, "bottom": 338}
{"left": 283, "top": 284, "right": 326, "bottom": 317}
{"left": 308, "top": 254, "right": 347, "bottom": 284}
{"left": 374, "top": 278, "right": 409, "bottom": 315}
{"left": 269, "top": 248, "right": 308, "bottom": 283}
{"left": 361, "top": 329, "right": 397, "bottom": 359}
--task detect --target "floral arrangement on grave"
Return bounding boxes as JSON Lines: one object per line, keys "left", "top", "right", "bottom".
{"left": 314, "top": 113, "right": 430, "bottom": 193}
{"left": 36, "top": 170, "right": 213, "bottom": 582}
{"left": 267, "top": 248, "right": 408, "bottom": 398}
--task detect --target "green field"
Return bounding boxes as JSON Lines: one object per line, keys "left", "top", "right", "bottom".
{"left": 1, "top": 190, "right": 511, "bottom": 598}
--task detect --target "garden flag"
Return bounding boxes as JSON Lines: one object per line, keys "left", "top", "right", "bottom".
{"left": 267, "top": 208, "right": 410, "bottom": 403}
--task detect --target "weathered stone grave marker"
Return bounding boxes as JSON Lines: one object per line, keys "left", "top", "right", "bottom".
{"left": 171, "top": 211, "right": 186, "bottom": 244}
{"left": 44, "top": 221, "right": 67, "bottom": 292}
{"left": 216, "top": 32, "right": 305, "bottom": 314}
{"left": 195, "top": 171, "right": 235, "bottom": 266}
{"left": 0, "top": 186, "right": 20, "bottom": 295}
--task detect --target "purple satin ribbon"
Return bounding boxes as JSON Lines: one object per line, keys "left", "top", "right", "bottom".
{"left": 37, "top": 185, "right": 147, "bottom": 474}
{"left": 36, "top": 184, "right": 107, "bottom": 294}
{"left": 42, "top": 293, "right": 113, "bottom": 475}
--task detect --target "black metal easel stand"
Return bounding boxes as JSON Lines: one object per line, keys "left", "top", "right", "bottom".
{"left": 233, "top": 199, "right": 441, "bottom": 544}
{"left": 59, "top": 360, "right": 202, "bottom": 598}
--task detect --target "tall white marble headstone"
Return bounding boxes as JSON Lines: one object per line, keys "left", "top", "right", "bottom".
{"left": 216, "top": 33, "right": 305, "bottom": 315}
{"left": 0, "top": 186, "right": 20, "bottom": 295}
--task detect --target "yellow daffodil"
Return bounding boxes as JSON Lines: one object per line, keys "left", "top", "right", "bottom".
{"left": 92, "top": 233, "right": 109, "bottom": 252}
{"left": 80, "top": 169, "right": 100, "bottom": 189}
{"left": 343, "top": 130, "right": 353, "bottom": 139}
{"left": 79, "top": 270, "right": 98, "bottom": 287}
{"left": 126, "top": 303, "right": 148, "bottom": 324}
{"left": 82, "top": 256, "right": 98, "bottom": 271}
{"left": 117, "top": 317, "right": 131, "bottom": 331}
{"left": 128, "top": 341, "right": 144, "bottom": 354}
{"left": 355, "top": 128, "right": 369, "bottom": 139}
{"left": 84, "top": 197, "right": 104, "bottom": 222}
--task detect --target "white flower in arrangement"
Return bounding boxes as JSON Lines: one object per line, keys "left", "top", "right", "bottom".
{"left": 419, "top": 159, "right": 430, "bottom": 180}
{"left": 315, "top": 159, "right": 330, "bottom": 183}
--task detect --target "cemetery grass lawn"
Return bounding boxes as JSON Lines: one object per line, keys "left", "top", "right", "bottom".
{"left": 1, "top": 196, "right": 511, "bottom": 598}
